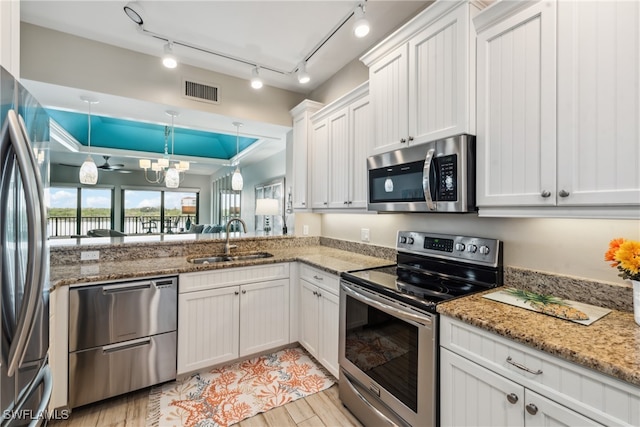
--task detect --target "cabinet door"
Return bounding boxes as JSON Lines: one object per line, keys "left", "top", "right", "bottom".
{"left": 299, "top": 280, "right": 319, "bottom": 356}
{"left": 327, "top": 107, "right": 350, "bottom": 209}
{"left": 556, "top": 1, "right": 640, "bottom": 207}
{"left": 476, "top": 1, "right": 557, "bottom": 207}
{"left": 524, "top": 390, "right": 602, "bottom": 427}
{"left": 239, "top": 279, "right": 290, "bottom": 357}
{"left": 408, "top": 3, "right": 471, "bottom": 144}
{"left": 310, "top": 119, "right": 329, "bottom": 209}
{"left": 441, "top": 348, "right": 524, "bottom": 427}
{"left": 177, "top": 286, "right": 240, "bottom": 374}
{"left": 292, "top": 112, "right": 310, "bottom": 210}
{"left": 318, "top": 290, "right": 340, "bottom": 378}
{"left": 369, "top": 44, "right": 409, "bottom": 155}
{"left": 349, "top": 95, "right": 371, "bottom": 209}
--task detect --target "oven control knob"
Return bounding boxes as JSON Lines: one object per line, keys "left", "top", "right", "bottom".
{"left": 467, "top": 244, "right": 478, "bottom": 253}
{"left": 407, "top": 237, "right": 414, "bottom": 245}
{"left": 479, "top": 245, "right": 491, "bottom": 255}
{"left": 455, "top": 243, "right": 465, "bottom": 251}
{"left": 399, "top": 236, "right": 407, "bottom": 244}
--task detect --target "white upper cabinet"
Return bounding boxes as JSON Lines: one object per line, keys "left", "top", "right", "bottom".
{"left": 476, "top": 0, "right": 640, "bottom": 218}
{"left": 309, "top": 82, "right": 370, "bottom": 211}
{"left": 290, "top": 100, "right": 324, "bottom": 211}
{"left": 362, "top": 1, "right": 480, "bottom": 156}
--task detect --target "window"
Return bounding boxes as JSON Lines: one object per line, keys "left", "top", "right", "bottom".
{"left": 122, "top": 189, "right": 199, "bottom": 234}
{"left": 212, "top": 173, "right": 241, "bottom": 226}
{"left": 48, "top": 187, "right": 113, "bottom": 237}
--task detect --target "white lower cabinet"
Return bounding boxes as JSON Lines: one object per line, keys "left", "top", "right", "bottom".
{"left": 298, "top": 265, "right": 340, "bottom": 378}
{"left": 177, "top": 264, "right": 290, "bottom": 375}
{"left": 440, "top": 316, "right": 640, "bottom": 426}
{"left": 441, "top": 348, "right": 600, "bottom": 426}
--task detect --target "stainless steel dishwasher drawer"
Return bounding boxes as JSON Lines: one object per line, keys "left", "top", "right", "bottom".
{"left": 69, "top": 276, "right": 177, "bottom": 351}
{"left": 68, "top": 331, "right": 176, "bottom": 408}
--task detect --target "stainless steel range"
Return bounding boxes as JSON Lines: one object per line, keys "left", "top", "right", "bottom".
{"left": 339, "top": 231, "right": 503, "bottom": 427}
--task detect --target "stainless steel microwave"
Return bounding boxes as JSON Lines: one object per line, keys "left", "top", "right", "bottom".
{"left": 367, "top": 134, "right": 476, "bottom": 213}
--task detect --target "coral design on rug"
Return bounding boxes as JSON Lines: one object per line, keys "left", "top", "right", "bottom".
{"left": 147, "top": 347, "right": 334, "bottom": 427}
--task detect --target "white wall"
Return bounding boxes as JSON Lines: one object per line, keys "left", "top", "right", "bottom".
{"left": 309, "top": 59, "right": 368, "bottom": 105}
{"left": 239, "top": 151, "right": 286, "bottom": 230}
{"left": 319, "top": 213, "right": 640, "bottom": 284}
{"left": 20, "top": 23, "right": 306, "bottom": 127}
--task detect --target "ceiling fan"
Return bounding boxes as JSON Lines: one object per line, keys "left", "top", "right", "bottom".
{"left": 58, "top": 155, "right": 131, "bottom": 173}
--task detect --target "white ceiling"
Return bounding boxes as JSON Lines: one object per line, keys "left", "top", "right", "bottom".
{"left": 19, "top": 0, "right": 431, "bottom": 174}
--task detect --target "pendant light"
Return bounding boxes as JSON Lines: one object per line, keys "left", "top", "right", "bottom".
{"left": 164, "top": 111, "right": 180, "bottom": 188}
{"left": 231, "top": 122, "right": 243, "bottom": 191}
{"left": 79, "top": 96, "right": 99, "bottom": 185}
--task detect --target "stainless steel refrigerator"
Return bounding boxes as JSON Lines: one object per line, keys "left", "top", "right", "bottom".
{"left": 0, "top": 66, "right": 52, "bottom": 426}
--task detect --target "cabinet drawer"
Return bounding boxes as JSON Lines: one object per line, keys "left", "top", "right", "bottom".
{"left": 180, "top": 263, "right": 290, "bottom": 293}
{"left": 299, "top": 264, "right": 339, "bottom": 294}
{"left": 440, "top": 316, "right": 640, "bottom": 426}
{"left": 69, "top": 331, "right": 176, "bottom": 408}
{"left": 69, "top": 276, "right": 177, "bottom": 351}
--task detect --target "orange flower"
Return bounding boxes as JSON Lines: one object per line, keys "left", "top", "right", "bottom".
{"left": 604, "top": 238, "right": 624, "bottom": 266}
{"left": 605, "top": 238, "right": 640, "bottom": 281}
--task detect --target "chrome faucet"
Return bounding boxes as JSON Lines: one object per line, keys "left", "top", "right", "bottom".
{"left": 224, "top": 218, "right": 247, "bottom": 254}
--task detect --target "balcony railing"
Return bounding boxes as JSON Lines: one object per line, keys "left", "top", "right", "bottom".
{"left": 47, "top": 216, "right": 193, "bottom": 238}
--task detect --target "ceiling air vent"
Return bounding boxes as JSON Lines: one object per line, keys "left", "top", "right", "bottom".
{"left": 183, "top": 78, "right": 220, "bottom": 104}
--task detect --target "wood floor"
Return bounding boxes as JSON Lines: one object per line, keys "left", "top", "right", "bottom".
{"left": 50, "top": 384, "right": 362, "bottom": 427}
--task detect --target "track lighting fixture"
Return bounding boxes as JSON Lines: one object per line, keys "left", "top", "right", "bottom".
{"left": 353, "top": 3, "right": 370, "bottom": 38}
{"left": 162, "top": 42, "right": 177, "bottom": 69}
{"left": 250, "top": 67, "right": 263, "bottom": 89}
{"left": 123, "top": 2, "right": 145, "bottom": 26}
{"left": 297, "top": 62, "right": 311, "bottom": 84}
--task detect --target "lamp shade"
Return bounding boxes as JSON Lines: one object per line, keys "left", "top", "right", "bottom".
{"left": 79, "top": 155, "right": 98, "bottom": 185}
{"left": 255, "top": 198, "right": 280, "bottom": 216}
{"left": 231, "top": 167, "right": 243, "bottom": 191}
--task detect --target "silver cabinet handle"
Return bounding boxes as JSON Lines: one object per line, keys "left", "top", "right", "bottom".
{"left": 317, "top": 292, "right": 322, "bottom": 298}
{"left": 301, "top": 201, "right": 306, "bottom": 206}
{"left": 343, "top": 201, "right": 348, "bottom": 205}
{"left": 313, "top": 275, "right": 323, "bottom": 281}
{"left": 526, "top": 403, "right": 538, "bottom": 415}
{"left": 312, "top": 291, "right": 317, "bottom": 296}
{"left": 506, "top": 356, "right": 543, "bottom": 375}
{"left": 540, "top": 190, "right": 551, "bottom": 198}
{"left": 506, "top": 393, "right": 519, "bottom": 404}
{"left": 408, "top": 136, "right": 414, "bottom": 142}
{"left": 400, "top": 138, "right": 407, "bottom": 143}
{"left": 234, "top": 291, "right": 239, "bottom": 295}
{"left": 559, "top": 189, "right": 570, "bottom": 197}
{"left": 242, "top": 290, "right": 246, "bottom": 294}
{"left": 103, "top": 337, "right": 151, "bottom": 353}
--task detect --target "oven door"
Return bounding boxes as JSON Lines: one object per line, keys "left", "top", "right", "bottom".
{"left": 339, "top": 280, "right": 437, "bottom": 427}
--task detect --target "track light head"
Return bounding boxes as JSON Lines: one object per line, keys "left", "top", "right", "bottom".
{"left": 250, "top": 67, "right": 263, "bottom": 89}
{"left": 123, "top": 2, "right": 145, "bottom": 26}
{"left": 162, "top": 42, "right": 177, "bottom": 69}
{"left": 297, "top": 62, "right": 311, "bottom": 84}
{"left": 353, "top": 3, "right": 370, "bottom": 38}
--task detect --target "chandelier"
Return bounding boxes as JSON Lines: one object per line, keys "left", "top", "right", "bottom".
{"left": 138, "top": 111, "right": 189, "bottom": 188}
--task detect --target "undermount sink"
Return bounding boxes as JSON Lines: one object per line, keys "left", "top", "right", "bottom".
{"left": 188, "top": 252, "right": 274, "bottom": 264}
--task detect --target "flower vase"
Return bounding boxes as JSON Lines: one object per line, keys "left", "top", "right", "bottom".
{"left": 633, "top": 280, "right": 640, "bottom": 326}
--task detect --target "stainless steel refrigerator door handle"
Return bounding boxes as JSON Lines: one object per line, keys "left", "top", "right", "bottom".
{"left": 1, "top": 111, "right": 47, "bottom": 377}
{"left": 422, "top": 148, "right": 436, "bottom": 211}
{"left": 341, "top": 283, "right": 432, "bottom": 327}
{"left": 5, "top": 363, "right": 52, "bottom": 427}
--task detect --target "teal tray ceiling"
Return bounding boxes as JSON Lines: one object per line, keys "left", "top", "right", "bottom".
{"left": 47, "top": 109, "right": 258, "bottom": 160}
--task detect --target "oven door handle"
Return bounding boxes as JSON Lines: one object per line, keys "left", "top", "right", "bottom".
{"left": 341, "top": 283, "right": 432, "bottom": 327}
{"left": 422, "top": 147, "right": 436, "bottom": 211}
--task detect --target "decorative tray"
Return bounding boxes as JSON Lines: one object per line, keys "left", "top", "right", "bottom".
{"left": 483, "top": 287, "right": 611, "bottom": 326}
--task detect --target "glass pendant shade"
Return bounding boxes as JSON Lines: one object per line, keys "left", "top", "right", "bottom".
{"left": 165, "top": 166, "right": 180, "bottom": 188}
{"left": 79, "top": 155, "right": 98, "bottom": 185}
{"left": 232, "top": 167, "right": 243, "bottom": 191}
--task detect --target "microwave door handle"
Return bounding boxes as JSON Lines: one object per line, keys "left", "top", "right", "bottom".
{"left": 422, "top": 148, "right": 436, "bottom": 211}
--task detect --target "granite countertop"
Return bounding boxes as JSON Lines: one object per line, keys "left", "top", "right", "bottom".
{"left": 437, "top": 287, "right": 640, "bottom": 387}
{"left": 50, "top": 245, "right": 394, "bottom": 289}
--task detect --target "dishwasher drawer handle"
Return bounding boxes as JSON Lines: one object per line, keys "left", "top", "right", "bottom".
{"left": 102, "top": 282, "right": 152, "bottom": 294}
{"left": 102, "top": 337, "right": 151, "bottom": 353}
{"left": 506, "top": 356, "right": 543, "bottom": 375}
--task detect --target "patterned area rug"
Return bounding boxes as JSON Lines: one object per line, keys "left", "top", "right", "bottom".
{"left": 146, "top": 347, "right": 334, "bottom": 427}
{"left": 345, "top": 327, "right": 409, "bottom": 372}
